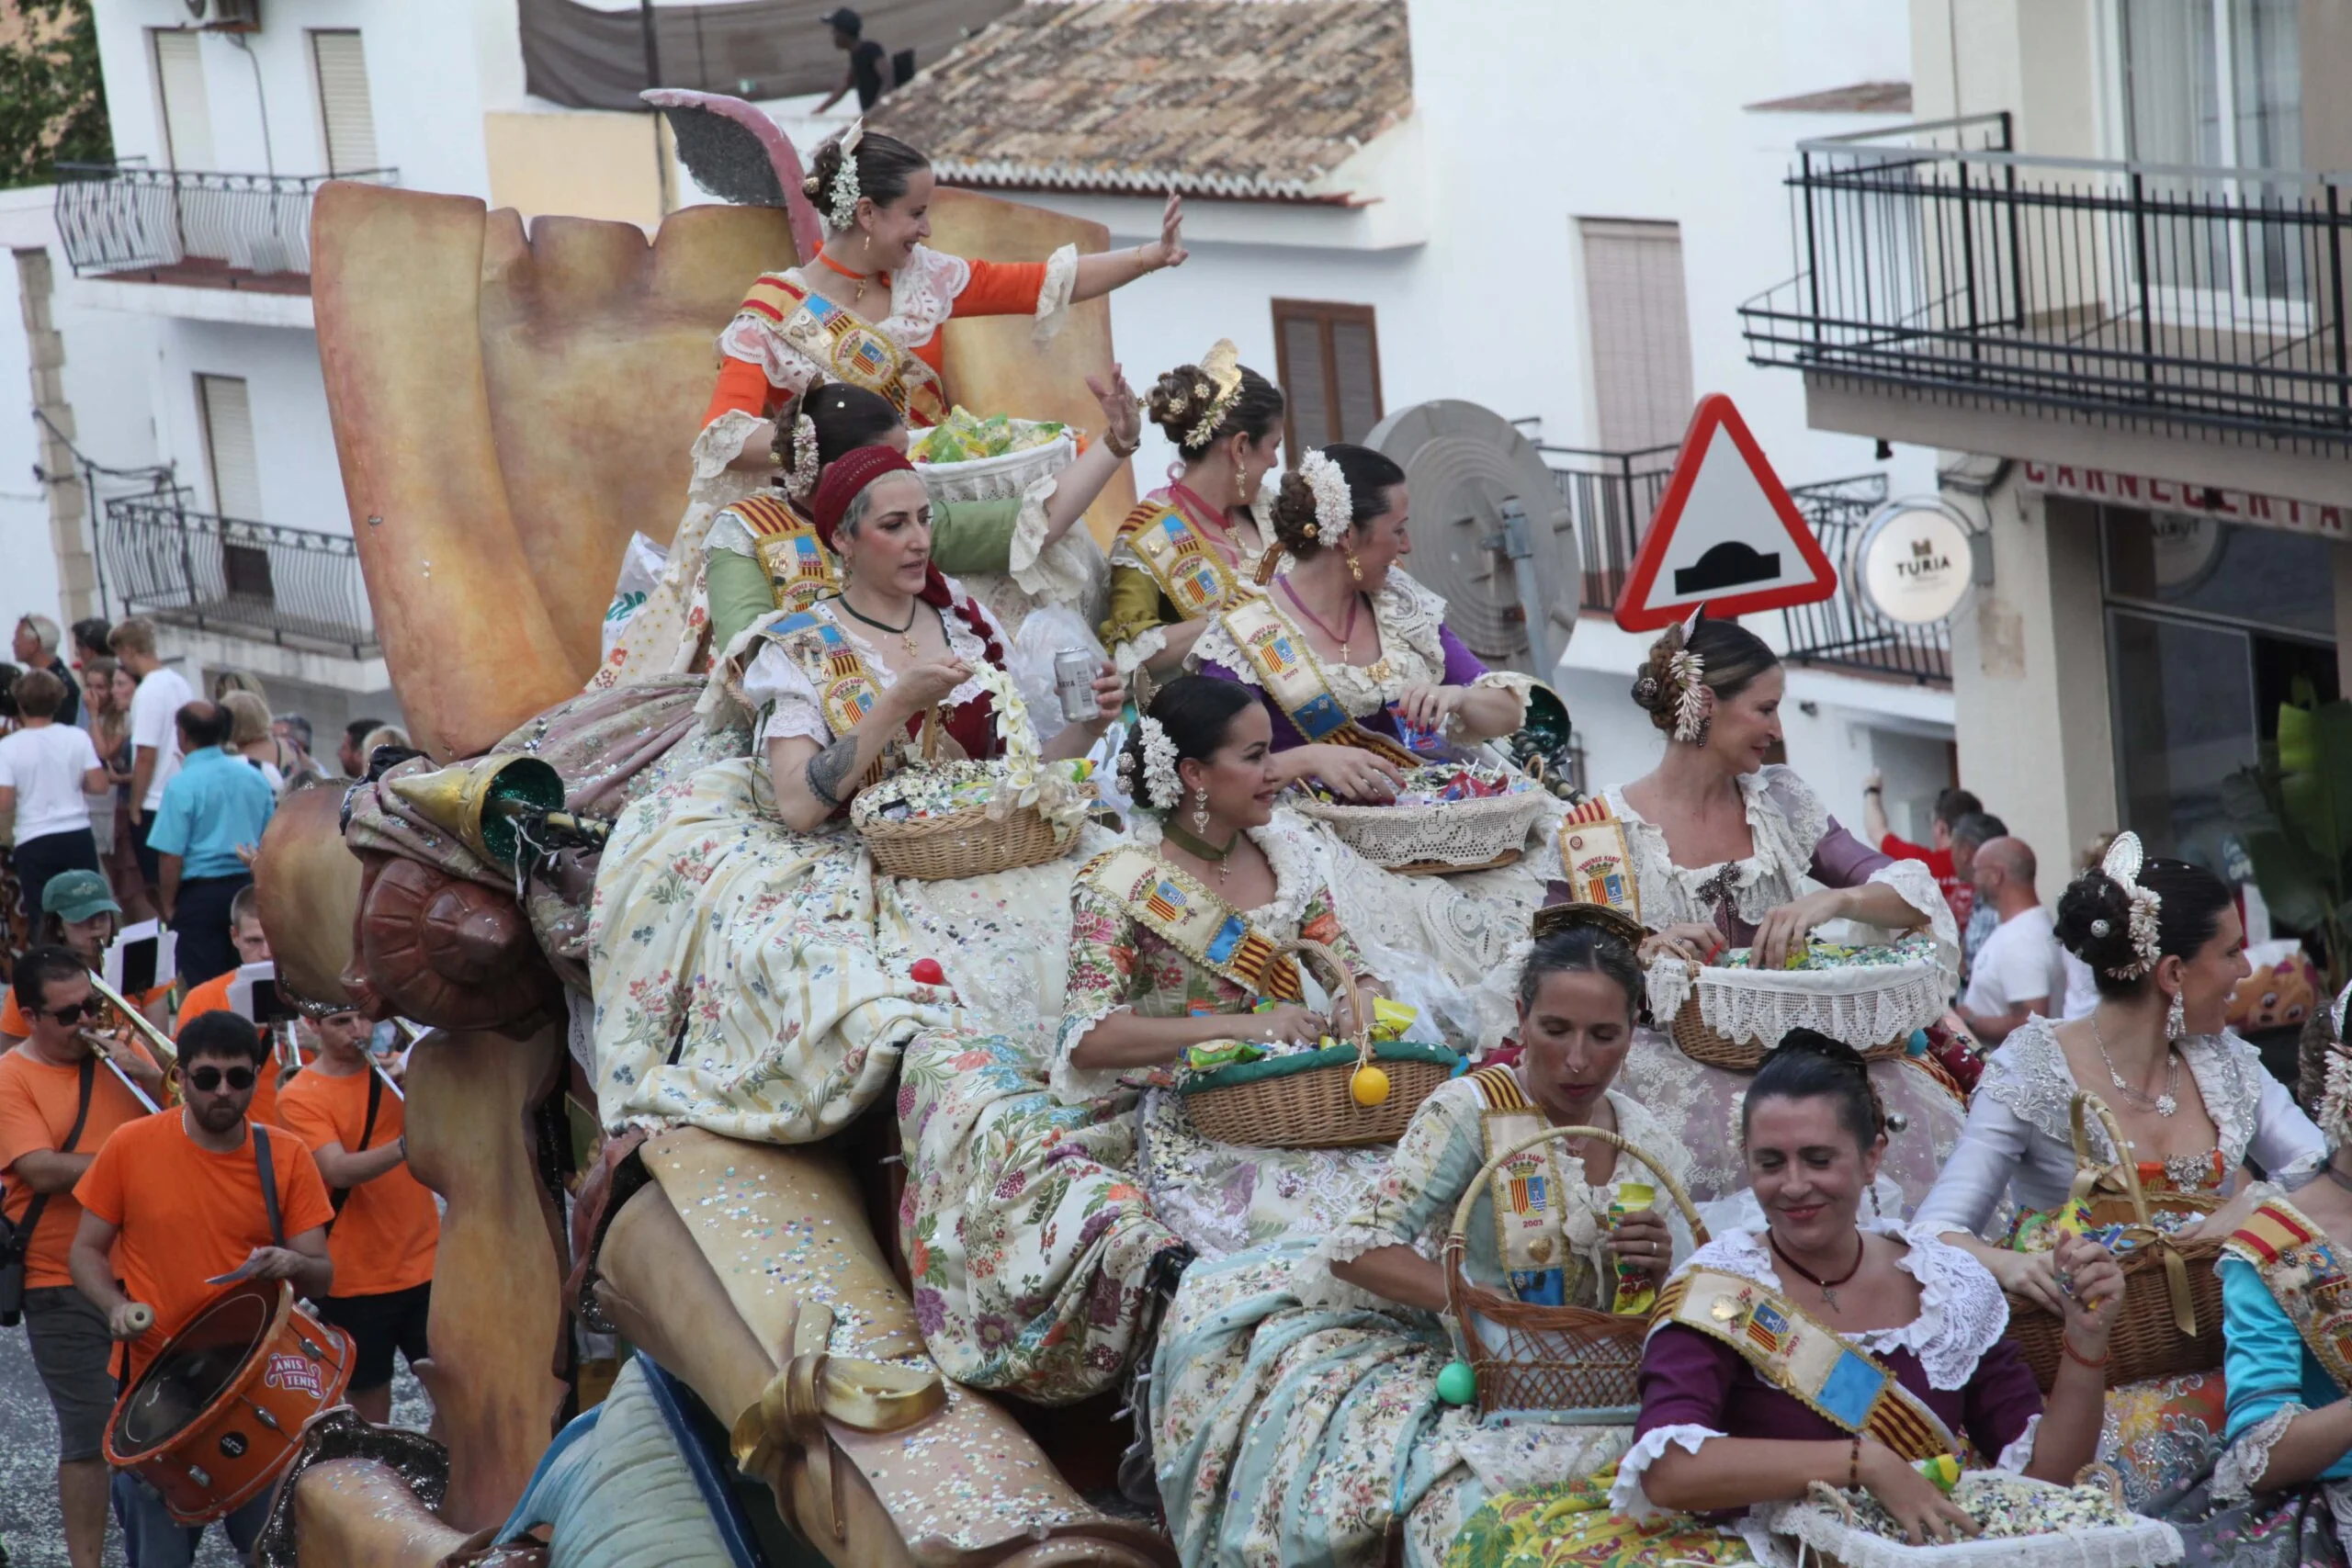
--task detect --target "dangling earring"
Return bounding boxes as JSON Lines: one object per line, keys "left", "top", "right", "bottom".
{"left": 1192, "top": 788, "right": 1211, "bottom": 833}
{"left": 1345, "top": 549, "right": 1363, "bottom": 584}
{"left": 1869, "top": 1182, "right": 1883, "bottom": 1219}
{"left": 2165, "top": 988, "right": 2187, "bottom": 1043}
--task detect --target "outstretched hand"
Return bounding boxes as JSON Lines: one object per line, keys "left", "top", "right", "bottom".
{"left": 1150, "top": 192, "right": 1189, "bottom": 271}
{"left": 1089, "top": 364, "right": 1142, "bottom": 447}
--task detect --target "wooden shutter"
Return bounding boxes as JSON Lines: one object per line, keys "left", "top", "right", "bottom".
{"left": 1271, "top": 300, "right": 1385, "bottom": 451}
{"left": 153, "top": 30, "right": 214, "bottom": 171}
{"left": 198, "top": 375, "right": 262, "bottom": 520}
{"left": 1578, "top": 218, "right": 1693, "bottom": 451}
{"left": 311, "top": 31, "right": 380, "bottom": 175}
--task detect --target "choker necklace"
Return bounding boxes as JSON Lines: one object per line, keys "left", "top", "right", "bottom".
{"left": 1279, "top": 577, "right": 1363, "bottom": 663}
{"left": 1768, "top": 1228, "right": 1867, "bottom": 1312}
{"left": 831, "top": 592, "right": 922, "bottom": 656}
{"left": 817, "top": 252, "right": 880, "bottom": 284}
{"left": 1162, "top": 818, "right": 1238, "bottom": 883}
{"left": 2327, "top": 1162, "right": 2352, "bottom": 1195}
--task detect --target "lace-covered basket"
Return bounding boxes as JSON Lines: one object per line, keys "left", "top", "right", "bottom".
{"left": 1290, "top": 787, "right": 1546, "bottom": 874}
{"left": 1647, "top": 937, "right": 1948, "bottom": 1071}
{"left": 1769, "top": 1467, "right": 2182, "bottom": 1568}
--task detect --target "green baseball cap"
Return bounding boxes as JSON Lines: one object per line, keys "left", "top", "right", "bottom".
{"left": 42, "top": 869, "right": 120, "bottom": 924}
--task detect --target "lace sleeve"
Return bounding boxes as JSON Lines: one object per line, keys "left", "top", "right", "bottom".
{"left": 1303, "top": 1077, "right": 1484, "bottom": 1308}
{"left": 741, "top": 640, "right": 830, "bottom": 750}
{"left": 1048, "top": 879, "right": 1139, "bottom": 1106}
{"left": 1005, "top": 467, "right": 1095, "bottom": 603}
{"left": 1032, "top": 243, "right": 1077, "bottom": 344}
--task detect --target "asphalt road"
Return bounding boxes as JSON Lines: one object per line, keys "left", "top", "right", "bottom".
{"left": 0, "top": 1325, "right": 430, "bottom": 1568}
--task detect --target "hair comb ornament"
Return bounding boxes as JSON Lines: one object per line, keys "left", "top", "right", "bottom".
{"left": 1183, "top": 339, "right": 1245, "bottom": 448}
{"left": 2098, "top": 831, "right": 2163, "bottom": 979}
{"left": 1137, "top": 716, "right": 1181, "bottom": 813}
{"left": 826, "top": 120, "right": 866, "bottom": 230}
{"left": 1297, "top": 449, "right": 1350, "bottom": 544}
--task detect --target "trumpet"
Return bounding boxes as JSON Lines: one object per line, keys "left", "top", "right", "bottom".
{"left": 76, "top": 969, "right": 178, "bottom": 1112}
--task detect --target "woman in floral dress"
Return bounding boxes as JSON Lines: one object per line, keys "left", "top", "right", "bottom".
{"left": 1151, "top": 905, "right": 1688, "bottom": 1568}
{"left": 591, "top": 446, "right": 1121, "bottom": 1145}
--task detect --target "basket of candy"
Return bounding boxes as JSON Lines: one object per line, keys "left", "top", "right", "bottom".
{"left": 851, "top": 664, "right": 1093, "bottom": 881}
{"left": 910, "top": 407, "right": 1078, "bottom": 504}
{"left": 1770, "top": 1466, "right": 2181, "bottom": 1568}
{"left": 1289, "top": 761, "right": 1546, "bottom": 874}
{"left": 1648, "top": 936, "right": 1949, "bottom": 1071}
{"left": 2002, "top": 1092, "right": 2224, "bottom": 1391}
{"left": 1181, "top": 940, "right": 1460, "bottom": 1147}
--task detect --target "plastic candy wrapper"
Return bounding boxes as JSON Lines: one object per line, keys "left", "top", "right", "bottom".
{"left": 912, "top": 406, "right": 1067, "bottom": 463}
{"left": 1182, "top": 1040, "right": 1264, "bottom": 1072}
{"left": 1609, "top": 1183, "right": 1658, "bottom": 1315}
{"left": 1369, "top": 997, "right": 1419, "bottom": 1043}
{"left": 1298, "top": 761, "right": 1532, "bottom": 810}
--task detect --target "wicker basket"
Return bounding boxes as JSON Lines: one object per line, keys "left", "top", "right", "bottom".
{"left": 1290, "top": 786, "right": 1545, "bottom": 873}
{"left": 912, "top": 426, "right": 1076, "bottom": 501}
{"left": 2005, "top": 1092, "right": 2224, "bottom": 1391}
{"left": 854, "top": 709, "right": 1072, "bottom": 882}
{"left": 1445, "top": 1125, "right": 1711, "bottom": 1416}
{"left": 1179, "top": 939, "right": 1458, "bottom": 1148}
{"left": 1668, "top": 997, "right": 1913, "bottom": 1072}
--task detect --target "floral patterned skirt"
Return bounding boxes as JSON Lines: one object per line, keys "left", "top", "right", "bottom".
{"left": 1137, "top": 1088, "right": 1396, "bottom": 1261}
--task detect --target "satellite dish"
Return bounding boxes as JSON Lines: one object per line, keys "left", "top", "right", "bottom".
{"left": 1363, "top": 400, "right": 1578, "bottom": 677}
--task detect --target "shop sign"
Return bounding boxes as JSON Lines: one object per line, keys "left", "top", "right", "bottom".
{"left": 2020, "top": 460, "right": 2351, "bottom": 538}
{"left": 1851, "top": 499, "right": 1974, "bottom": 626}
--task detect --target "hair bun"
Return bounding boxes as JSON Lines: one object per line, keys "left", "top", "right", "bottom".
{"left": 2053, "top": 867, "right": 2138, "bottom": 974}
{"left": 1145, "top": 365, "right": 1208, "bottom": 445}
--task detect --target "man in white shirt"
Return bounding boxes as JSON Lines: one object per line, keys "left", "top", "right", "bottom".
{"left": 107, "top": 618, "right": 194, "bottom": 892}
{"left": 0, "top": 670, "right": 107, "bottom": 921}
{"left": 1958, "top": 836, "right": 2067, "bottom": 1046}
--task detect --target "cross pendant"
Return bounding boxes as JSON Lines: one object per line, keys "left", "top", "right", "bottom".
{"left": 1819, "top": 1286, "right": 1839, "bottom": 1310}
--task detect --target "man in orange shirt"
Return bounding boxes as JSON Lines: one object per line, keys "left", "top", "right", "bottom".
{"left": 171, "top": 884, "right": 298, "bottom": 1127}
{"left": 0, "top": 946, "right": 164, "bottom": 1568}
{"left": 0, "top": 871, "right": 174, "bottom": 1044}
{"left": 278, "top": 1007, "right": 435, "bottom": 1426}
{"left": 70, "top": 1011, "right": 334, "bottom": 1568}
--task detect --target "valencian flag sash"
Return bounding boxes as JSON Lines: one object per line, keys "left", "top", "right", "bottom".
{"left": 1216, "top": 597, "right": 1415, "bottom": 765}
{"left": 721, "top": 493, "right": 839, "bottom": 615}
{"left": 1077, "top": 845, "right": 1304, "bottom": 1002}
{"left": 738, "top": 273, "right": 948, "bottom": 427}
{"left": 1115, "top": 502, "right": 1246, "bottom": 621}
{"left": 2223, "top": 1198, "right": 2352, "bottom": 1394}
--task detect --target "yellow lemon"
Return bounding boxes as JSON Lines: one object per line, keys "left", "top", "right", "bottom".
{"left": 1351, "top": 1065, "right": 1392, "bottom": 1106}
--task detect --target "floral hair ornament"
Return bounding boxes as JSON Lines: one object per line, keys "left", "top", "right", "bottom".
{"left": 1297, "top": 448, "right": 1351, "bottom": 544}
{"left": 824, "top": 119, "right": 866, "bottom": 231}
{"left": 2091, "top": 830, "right": 2164, "bottom": 980}
{"left": 785, "top": 412, "right": 821, "bottom": 498}
{"left": 1183, "top": 339, "right": 1245, "bottom": 448}
{"left": 1660, "top": 608, "right": 1709, "bottom": 743}
{"left": 1136, "top": 715, "right": 1182, "bottom": 813}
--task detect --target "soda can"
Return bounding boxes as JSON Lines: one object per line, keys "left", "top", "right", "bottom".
{"left": 1054, "top": 649, "right": 1100, "bottom": 722}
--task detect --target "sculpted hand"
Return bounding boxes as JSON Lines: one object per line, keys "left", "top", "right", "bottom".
{"left": 1607, "top": 1209, "right": 1674, "bottom": 1281}
{"left": 1860, "top": 1439, "right": 1980, "bottom": 1545}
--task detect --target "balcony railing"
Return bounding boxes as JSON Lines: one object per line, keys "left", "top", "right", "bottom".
{"left": 1540, "top": 449, "right": 1944, "bottom": 685}
{"left": 1741, "top": 114, "right": 2352, "bottom": 443}
{"left": 53, "top": 164, "right": 397, "bottom": 284}
{"left": 101, "top": 494, "right": 378, "bottom": 659}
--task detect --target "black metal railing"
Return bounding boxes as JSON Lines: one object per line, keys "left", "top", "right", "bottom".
{"left": 53, "top": 164, "right": 398, "bottom": 280}
{"left": 1776, "top": 474, "right": 1951, "bottom": 685}
{"left": 1741, "top": 113, "right": 2352, "bottom": 442}
{"left": 100, "top": 494, "right": 378, "bottom": 658}
{"left": 1537, "top": 442, "right": 1679, "bottom": 614}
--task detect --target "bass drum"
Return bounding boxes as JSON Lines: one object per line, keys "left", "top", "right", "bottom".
{"left": 103, "top": 1280, "right": 355, "bottom": 1524}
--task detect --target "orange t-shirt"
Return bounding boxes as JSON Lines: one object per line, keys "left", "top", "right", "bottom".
{"left": 277, "top": 1065, "right": 435, "bottom": 1298}
{"left": 169, "top": 976, "right": 300, "bottom": 1126}
{"left": 74, "top": 1111, "right": 336, "bottom": 1379}
{"left": 0, "top": 1041, "right": 162, "bottom": 1288}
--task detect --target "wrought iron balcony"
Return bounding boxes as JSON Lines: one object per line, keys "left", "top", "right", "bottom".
{"left": 1539, "top": 449, "right": 1942, "bottom": 685}
{"left": 53, "top": 164, "right": 397, "bottom": 287}
{"left": 100, "top": 493, "right": 378, "bottom": 660}
{"left": 1741, "top": 114, "right": 2352, "bottom": 443}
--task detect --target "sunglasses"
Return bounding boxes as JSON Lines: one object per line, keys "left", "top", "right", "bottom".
{"left": 38, "top": 1001, "right": 92, "bottom": 1026}
{"left": 185, "top": 1066, "right": 257, "bottom": 1093}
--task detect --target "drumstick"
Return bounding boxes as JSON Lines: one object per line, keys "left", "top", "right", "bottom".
{"left": 122, "top": 1303, "right": 153, "bottom": 1335}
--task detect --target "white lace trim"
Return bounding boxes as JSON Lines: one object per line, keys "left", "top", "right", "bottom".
{"left": 1112, "top": 623, "right": 1170, "bottom": 678}
{"left": 1674, "top": 1222, "right": 2007, "bottom": 1390}
{"left": 1978, "top": 1016, "right": 2257, "bottom": 1174}
{"left": 1995, "top": 1411, "right": 2041, "bottom": 1474}
{"left": 1047, "top": 997, "right": 1136, "bottom": 1107}
{"left": 705, "top": 508, "right": 762, "bottom": 559}
{"left": 694, "top": 407, "right": 768, "bottom": 482}
{"left": 718, "top": 310, "right": 821, "bottom": 397}
{"left": 739, "top": 581, "right": 1004, "bottom": 748}
{"left": 1608, "top": 766, "right": 1834, "bottom": 931}
{"left": 1005, "top": 466, "right": 1092, "bottom": 602}
{"left": 2212, "top": 1402, "right": 2307, "bottom": 1503}
{"left": 1031, "top": 243, "right": 1078, "bottom": 344}
{"left": 714, "top": 248, "right": 976, "bottom": 389}
{"left": 1299, "top": 1224, "right": 1435, "bottom": 1313}
{"left": 1608, "top": 1422, "right": 1722, "bottom": 1521}
{"left": 1868, "top": 856, "right": 1959, "bottom": 963}
{"left": 1645, "top": 942, "right": 1951, "bottom": 1056}
{"left": 1190, "top": 568, "right": 1451, "bottom": 715}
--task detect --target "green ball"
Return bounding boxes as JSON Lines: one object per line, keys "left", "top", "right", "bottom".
{"left": 1435, "top": 1359, "right": 1476, "bottom": 1406}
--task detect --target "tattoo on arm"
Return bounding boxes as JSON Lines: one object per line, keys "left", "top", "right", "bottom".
{"left": 804, "top": 736, "right": 860, "bottom": 808}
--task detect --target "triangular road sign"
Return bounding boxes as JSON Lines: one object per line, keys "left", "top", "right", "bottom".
{"left": 1613, "top": 393, "right": 1838, "bottom": 631}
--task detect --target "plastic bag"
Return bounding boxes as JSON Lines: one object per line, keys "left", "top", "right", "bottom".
{"left": 1007, "top": 604, "right": 1103, "bottom": 746}
{"left": 600, "top": 533, "right": 669, "bottom": 663}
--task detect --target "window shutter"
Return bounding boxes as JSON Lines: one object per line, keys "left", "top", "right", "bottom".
{"left": 311, "top": 31, "right": 380, "bottom": 175}
{"left": 1578, "top": 218, "right": 1693, "bottom": 452}
{"left": 1330, "top": 318, "right": 1382, "bottom": 443}
{"left": 153, "top": 31, "right": 214, "bottom": 171}
{"left": 1279, "top": 312, "right": 1332, "bottom": 451}
{"left": 1272, "top": 300, "right": 1385, "bottom": 451}
{"left": 198, "top": 375, "right": 263, "bottom": 521}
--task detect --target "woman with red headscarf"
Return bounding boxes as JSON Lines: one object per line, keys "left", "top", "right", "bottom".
{"left": 587, "top": 446, "right": 1121, "bottom": 1145}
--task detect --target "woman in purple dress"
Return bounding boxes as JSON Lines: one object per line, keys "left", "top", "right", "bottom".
{"left": 1445, "top": 1030, "right": 2124, "bottom": 1567}
{"left": 1187, "top": 443, "right": 1534, "bottom": 802}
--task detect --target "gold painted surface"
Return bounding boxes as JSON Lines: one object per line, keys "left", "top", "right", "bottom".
{"left": 251, "top": 784, "right": 361, "bottom": 1010}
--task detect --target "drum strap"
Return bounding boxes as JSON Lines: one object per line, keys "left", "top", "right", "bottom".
{"left": 325, "top": 1071, "right": 385, "bottom": 1225}
{"left": 252, "top": 1125, "right": 286, "bottom": 1249}
{"left": 4, "top": 1057, "right": 95, "bottom": 1262}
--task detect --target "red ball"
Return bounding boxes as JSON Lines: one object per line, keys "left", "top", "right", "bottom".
{"left": 910, "top": 958, "right": 947, "bottom": 986}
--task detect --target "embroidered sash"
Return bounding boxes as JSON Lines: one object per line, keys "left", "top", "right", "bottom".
{"left": 725, "top": 493, "right": 840, "bottom": 615}
{"left": 1652, "top": 1266, "right": 1959, "bottom": 1462}
{"left": 1216, "top": 597, "right": 1415, "bottom": 764}
{"left": 1078, "top": 845, "right": 1304, "bottom": 1002}
{"left": 2222, "top": 1199, "right": 2352, "bottom": 1394}
{"left": 1472, "top": 1066, "right": 1578, "bottom": 1307}
{"left": 1556, "top": 799, "right": 1644, "bottom": 925}
{"left": 1117, "top": 502, "right": 1245, "bottom": 621}
{"left": 739, "top": 273, "right": 948, "bottom": 427}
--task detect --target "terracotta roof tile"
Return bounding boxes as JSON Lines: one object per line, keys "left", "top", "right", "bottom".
{"left": 1746, "top": 82, "right": 1913, "bottom": 115}
{"left": 866, "top": 0, "right": 1411, "bottom": 202}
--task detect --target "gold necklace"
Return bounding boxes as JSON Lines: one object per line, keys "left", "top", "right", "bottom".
{"left": 832, "top": 591, "right": 922, "bottom": 656}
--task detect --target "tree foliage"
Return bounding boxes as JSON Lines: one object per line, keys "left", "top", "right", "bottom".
{"left": 0, "top": 0, "right": 112, "bottom": 190}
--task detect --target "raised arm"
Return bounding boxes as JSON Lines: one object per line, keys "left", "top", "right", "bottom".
{"left": 1861, "top": 770, "right": 1892, "bottom": 845}
{"left": 1071, "top": 195, "right": 1186, "bottom": 300}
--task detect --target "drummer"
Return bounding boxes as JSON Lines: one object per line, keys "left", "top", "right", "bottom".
{"left": 68, "top": 1011, "right": 334, "bottom": 1568}
{"left": 0, "top": 946, "right": 166, "bottom": 1568}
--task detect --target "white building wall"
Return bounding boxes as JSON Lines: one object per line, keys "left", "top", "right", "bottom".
{"left": 144, "top": 318, "right": 342, "bottom": 529}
